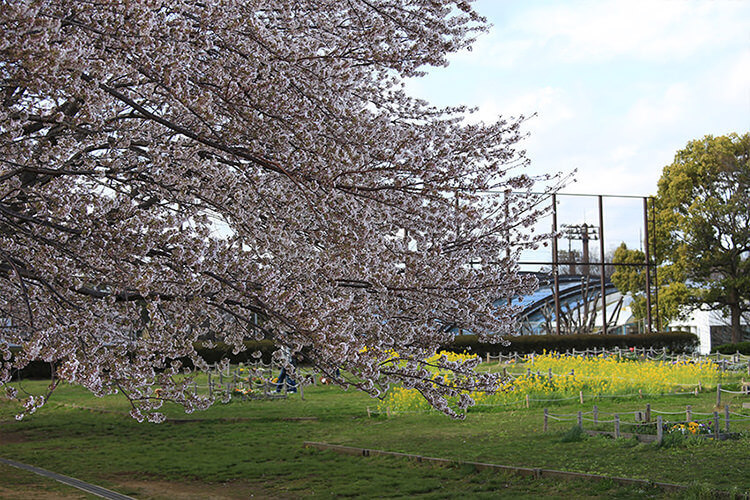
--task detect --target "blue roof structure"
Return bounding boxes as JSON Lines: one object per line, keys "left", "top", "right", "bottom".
{"left": 492, "top": 273, "right": 621, "bottom": 335}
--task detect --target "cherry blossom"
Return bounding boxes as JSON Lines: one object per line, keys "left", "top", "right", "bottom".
{"left": 1, "top": 0, "right": 560, "bottom": 419}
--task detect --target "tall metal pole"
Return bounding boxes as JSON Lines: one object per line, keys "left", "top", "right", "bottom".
{"left": 552, "top": 194, "right": 561, "bottom": 335}
{"left": 643, "top": 197, "right": 653, "bottom": 334}
{"left": 598, "top": 195, "right": 607, "bottom": 335}
{"left": 651, "top": 197, "right": 661, "bottom": 331}
{"left": 505, "top": 196, "right": 512, "bottom": 307}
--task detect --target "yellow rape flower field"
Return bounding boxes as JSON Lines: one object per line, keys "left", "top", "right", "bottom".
{"left": 379, "top": 351, "right": 725, "bottom": 414}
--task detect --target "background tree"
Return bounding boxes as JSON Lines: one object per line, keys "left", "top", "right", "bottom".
{"left": 0, "top": 0, "right": 559, "bottom": 419}
{"left": 654, "top": 133, "right": 750, "bottom": 343}
{"left": 611, "top": 242, "right": 690, "bottom": 329}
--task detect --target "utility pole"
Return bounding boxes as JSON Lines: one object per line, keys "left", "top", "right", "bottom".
{"left": 561, "top": 223, "right": 599, "bottom": 276}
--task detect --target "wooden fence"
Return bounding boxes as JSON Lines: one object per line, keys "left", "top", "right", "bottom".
{"left": 543, "top": 403, "right": 750, "bottom": 444}
{"left": 186, "top": 361, "right": 320, "bottom": 401}
{"left": 484, "top": 348, "right": 750, "bottom": 374}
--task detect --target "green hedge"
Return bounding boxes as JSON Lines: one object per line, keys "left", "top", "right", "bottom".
{"left": 6, "top": 360, "right": 53, "bottom": 380}
{"left": 7, "top": 340, "right": 280, "bottom": 381}
{"left": 8, "top": 332, "right": 700, "bottom": 380}
{"left": 186, "top": 339, "right": 278, "bottom": 366}
{"left": 713, "top": 341, "right": 750, "bottom": 355}
{"left": 441, "top": 331, "right": 699, "bottom": 356}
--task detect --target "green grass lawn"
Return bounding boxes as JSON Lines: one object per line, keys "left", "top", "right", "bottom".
{"left": 1, "top": 373, "right": 749, "bottom": 499}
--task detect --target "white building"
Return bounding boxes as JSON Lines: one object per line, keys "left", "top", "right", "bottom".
{"left": 667, "top": 307, "right": 750, "bottom": 354}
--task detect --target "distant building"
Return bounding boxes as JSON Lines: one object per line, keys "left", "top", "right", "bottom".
{"left": 666, "top": 307, "right": 750, "bottom": 354}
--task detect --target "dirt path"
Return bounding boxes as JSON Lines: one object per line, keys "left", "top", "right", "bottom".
{"left": 0, "top": 457, "right": 134, "bottom": 500}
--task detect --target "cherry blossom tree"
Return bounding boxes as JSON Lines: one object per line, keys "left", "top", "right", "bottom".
{"left": 1, "top": 0, "right": 558, "bottom": 420}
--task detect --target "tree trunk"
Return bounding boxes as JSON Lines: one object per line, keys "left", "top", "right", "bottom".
{"left": 730, "top": 302, "right": 743, "bottom": 344}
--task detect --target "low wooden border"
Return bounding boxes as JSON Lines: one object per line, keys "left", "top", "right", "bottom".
{"left": 303, "top": 441, "right": 697, "bottom": 494}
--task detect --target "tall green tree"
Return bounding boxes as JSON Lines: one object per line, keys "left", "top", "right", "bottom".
{"left": 611, "top": 242, "right": 690, "bottom": 329}
{"left": 655, "top": 133, "right": 750, "bottom": 343}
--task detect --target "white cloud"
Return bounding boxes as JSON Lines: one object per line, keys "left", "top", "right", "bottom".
{"left": 451, "top": 35, "right": 533, "bottom": 70}
{"left": 624, "top": 82, "right": 692, "bottom": 133}
{"left": 466, "top": 86, "right": 575, "bottom": 129}
{"left": 472, "top": 0, "right": 750, "bottom": 66}
{"left": 714, "top": 50, "right": 750, "bottom": 106}
{"left": 408, "top": 0, "right": 749, "bottom": 231}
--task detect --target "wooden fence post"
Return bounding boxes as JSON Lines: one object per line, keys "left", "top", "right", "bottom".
{"left": 548, "top": 368, "right": 553, "bottom": 381}
{"left": 593, "top": 405, "right": 598, "bottom": 424}
{"left": 716, "top": 384, "right": 721, "bottom": 407}
{"left": 713, "top": 412, "right": 720, "bottom": 440}
{"left": 577, "top": 411, "right": 582, "bottom": 428}
{"left": 686, "top": 405, "right": 691, "bottom": 422}
{"left": 525, "top": 394, "right": 530, "bottom": 408}
{"left": 543, "top": 408, "right": 548, "bottom": 432}
{"left": 656, "top": 415, "right": 663, "bottom": 444}
{"left": 645, "top": 403, "right": 651, "bottom": 423}
{"left": 614, "top": 414, "right": 620, "bottom": 438}
{"left": 208, "top": 372, "right": 213, "bottom": 398}
{"left": 579, "top": 391, "right": 584, "bottom": 404}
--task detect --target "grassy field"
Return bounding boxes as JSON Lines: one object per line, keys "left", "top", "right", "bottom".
{"left": 1, "top": 365, "right": 750, "bottom": 499}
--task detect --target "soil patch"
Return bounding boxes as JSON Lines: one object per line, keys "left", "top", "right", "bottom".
{"left": 0, "top": 430, "right": 27, "bottom": 444}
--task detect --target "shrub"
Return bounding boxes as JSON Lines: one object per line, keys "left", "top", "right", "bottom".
{"left": 442, "top": 332, "right": 698, "bottom": 356}
{"left": 713, "top": 341, "right": 750, "bottom": 355}
{"left": 657, "top": 432, "right": 686, "bottom": 449}
{"left": 188, "top": 339, "right": 278, "bottom": 365}
{"left": 7, "top": 359, "right": 53, "bottom": 381}
{"left": 560, "top": 425, "right": 586, "bottom": 442}
{"left": 7, "top": 340, "right": 281, "bottom": 380}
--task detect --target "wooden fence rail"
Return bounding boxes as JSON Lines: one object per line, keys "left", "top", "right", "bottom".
{"left": 484, "top": 348, "right": 750, "bottom": 374}
{"left": 544, "top": 404, "right": 750, "bottom": 443}
{"left": 185, "top": 362, "right": 324, "bottom": 401}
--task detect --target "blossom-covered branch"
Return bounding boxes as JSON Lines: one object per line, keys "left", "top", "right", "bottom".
{"left": 1, "top": 0, "right": 559, "bottom": 419}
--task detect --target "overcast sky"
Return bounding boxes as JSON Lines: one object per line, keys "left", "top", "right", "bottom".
{"left": 407, "top": 0, "right": 750, "bottom": 265}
